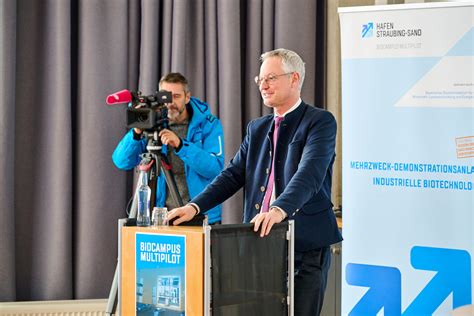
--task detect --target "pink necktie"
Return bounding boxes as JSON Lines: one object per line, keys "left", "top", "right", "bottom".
{"left": 261, "top": 116, "right": 283, "bottom": 213}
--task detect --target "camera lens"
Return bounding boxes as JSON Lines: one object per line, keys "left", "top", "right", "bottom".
{"left": 137, "top": 113, "right": 148, "bottom": 122}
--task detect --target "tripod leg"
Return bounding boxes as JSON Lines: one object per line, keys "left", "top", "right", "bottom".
{"left": 105, "top": 182, "right": 140, "bottom": 315}
{"left": 128, "top": 181, "right": 139, "bottom": 219}
{"left": 159, "top": 155, "right": 184, "bottom": 207}
{"left": 105, "top": 266, "right": 118, "bottom": 315}
{"left": 145, "top": 142, "right": 184, "bottom": 208}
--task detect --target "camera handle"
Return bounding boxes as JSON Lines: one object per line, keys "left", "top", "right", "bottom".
{"left": 106, "top": 132, "right": 184, "bottom": 315}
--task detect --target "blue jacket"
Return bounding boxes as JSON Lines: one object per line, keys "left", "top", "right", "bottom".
{"left": 112, "top": 97, "right": 224, "bottom": 223}
{"left": 192, "top": 102, "right": 342, "bottom": 251}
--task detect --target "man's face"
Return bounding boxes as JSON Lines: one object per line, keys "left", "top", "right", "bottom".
{"left": 160, "top": 82, "right": 190, "bottom": 123}
{"left": 258, "top": 57, "right": 298, "bottom": 111}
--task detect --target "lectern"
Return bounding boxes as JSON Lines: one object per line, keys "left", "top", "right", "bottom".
{"left": 118, "top": 221, "right": 294, "bottom": 315}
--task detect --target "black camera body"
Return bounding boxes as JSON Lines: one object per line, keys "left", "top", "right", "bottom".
{"left": 126, "top": 90, "right": 172, "bottom": 131}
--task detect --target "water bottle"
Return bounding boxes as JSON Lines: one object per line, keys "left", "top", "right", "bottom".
{"left": 137, "top": 169, "right": 151, "bottom": 226}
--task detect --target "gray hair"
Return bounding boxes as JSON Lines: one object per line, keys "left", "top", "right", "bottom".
{"left": 159, "top": 72, "right": 189, "bottom": 93}
{"left": 260, "top": 48, "right": 305, "bottom": 90}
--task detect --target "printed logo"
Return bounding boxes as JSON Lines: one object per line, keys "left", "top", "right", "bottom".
{"left": 362, "top": 22, "right": 374, "bottom": 38}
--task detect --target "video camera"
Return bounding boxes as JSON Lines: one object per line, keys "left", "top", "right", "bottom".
{"left": 106, "top": 89, "right": 172, "bottom": 131}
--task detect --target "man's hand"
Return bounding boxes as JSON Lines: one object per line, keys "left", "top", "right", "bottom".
{"left": 167, "top": 205, "right": 197, "bottom": 225}
{"left": 159, "top": 129, "right": 181, "bottom": 148}
{"left": 250, "top": 208, "right": 286, "bottom": 237}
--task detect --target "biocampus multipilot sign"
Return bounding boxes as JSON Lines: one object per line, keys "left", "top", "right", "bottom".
{"left": 135, "top": 232, "right": 186, "bottom": 315}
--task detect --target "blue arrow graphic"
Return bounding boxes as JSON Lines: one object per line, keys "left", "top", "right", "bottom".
{"left": 362, "top": 22, "right": 373, "bottom": 38}
{"left": 403, "top": 246, "right": 472, "bottom": 315}
{"left": 346, "top": 263, "right": 401, "bottom": 316}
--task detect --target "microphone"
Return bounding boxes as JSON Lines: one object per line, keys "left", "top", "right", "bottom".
{"left": 106, "top": 89, "right": 132, "bottom": 105}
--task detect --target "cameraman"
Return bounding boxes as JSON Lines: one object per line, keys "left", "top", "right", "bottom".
{"left": 112, "top": 73, "right": 224, "bottom": 224}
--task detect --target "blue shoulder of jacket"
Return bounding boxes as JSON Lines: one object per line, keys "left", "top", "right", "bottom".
{"left": 293, "top": 102, "right": 335, "bottom": 122}
{"left": 190, "top": 97, "right": 210, "bottom": 114}
{"left": 189, "top": 97, "right": 221, "bottom": 124}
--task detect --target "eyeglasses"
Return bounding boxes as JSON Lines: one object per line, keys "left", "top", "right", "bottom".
{"left": 254, "top": 72, "right": 293, "bottom": 86}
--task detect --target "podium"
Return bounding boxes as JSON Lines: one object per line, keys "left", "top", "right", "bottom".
{"left": 118, "top": 221, "right": 294, "bottom": 315}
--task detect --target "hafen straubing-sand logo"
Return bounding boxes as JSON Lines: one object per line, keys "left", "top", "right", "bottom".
{"left": 362, "top": 21, "right": 422, "bottom": 38}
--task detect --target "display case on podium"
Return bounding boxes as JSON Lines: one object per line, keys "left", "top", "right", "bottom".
{"left": 118, "top": 221, "right": 294, "bottom": 316}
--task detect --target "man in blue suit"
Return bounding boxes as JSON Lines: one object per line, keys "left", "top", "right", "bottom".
{"left": 168, "top": 49, "right": 342, "bottom": 315}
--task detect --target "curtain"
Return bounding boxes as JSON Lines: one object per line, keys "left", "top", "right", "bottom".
{"left": 0, "top": 0, "right": 327, "bottom": 301}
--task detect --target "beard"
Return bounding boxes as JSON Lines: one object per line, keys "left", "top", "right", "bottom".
{"left": 168, "top": 109, "right": 179, "bottom": 121}
{"left": 167, "top": 104, "right": 185, "bottom": 121}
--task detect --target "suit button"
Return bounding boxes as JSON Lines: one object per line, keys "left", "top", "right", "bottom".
{"left": 260, "top": 186, "right": 265, "bottom": 192}
{"left": 266, "top": 168, "right": 269, "bottom": 174}
{"left": 255, "top": 204, "right": 260, "bottom": 210}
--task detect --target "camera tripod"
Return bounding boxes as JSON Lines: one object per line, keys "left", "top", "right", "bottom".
{"left": 105, "top": 131, "right": 184, "bottom": 315}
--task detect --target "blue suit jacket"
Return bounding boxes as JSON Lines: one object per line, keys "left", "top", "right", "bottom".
{"left": 193, "top": 102, "right": 342, "bottom": 251}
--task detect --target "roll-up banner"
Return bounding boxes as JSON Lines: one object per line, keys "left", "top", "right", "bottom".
{"left": 339, "top": 3, "right": 473, "bottom": 315}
